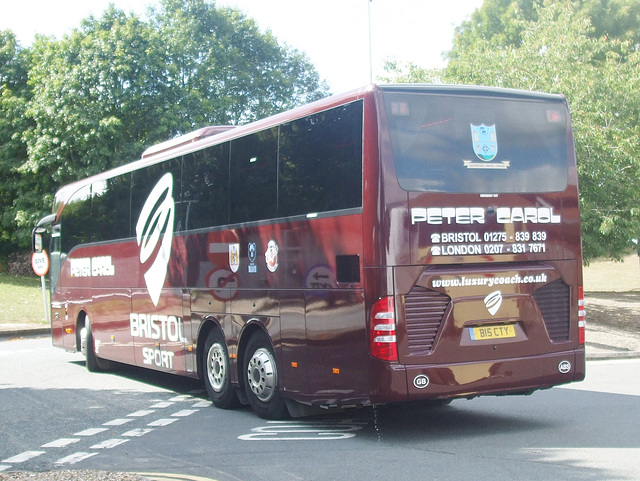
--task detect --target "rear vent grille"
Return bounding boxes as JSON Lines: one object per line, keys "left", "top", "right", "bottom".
{"left": 533, "top": 279, "right": 570, "bottom": 342}
{"left": 404, "top": 288, "right": 451, "bottom": 356}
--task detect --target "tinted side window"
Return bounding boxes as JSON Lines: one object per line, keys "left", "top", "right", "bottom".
{"left": 182, "top": 143, "right": 230, "bottom": 230}
{"left": 91, "top": 174, "right": 131, "bottom": 242}
{"left": 131, "top": 159, "right": 182, "bottom": 233}
{"left": 278, "top": 101, "right": 363, "bottom": 217}
{"left": 229, "top": 128, "right": 278, "bottom": 223}
{"left": 61, "top": 184, "right": 92, "bottom": 253}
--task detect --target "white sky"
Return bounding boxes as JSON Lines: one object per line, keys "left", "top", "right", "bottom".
{"left": 0, "top": 0, "right": 484, "bottom": 93}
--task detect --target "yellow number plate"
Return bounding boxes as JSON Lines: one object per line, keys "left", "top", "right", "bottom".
{"left": 469, "top": 324, "right": 516, "bottom": 341}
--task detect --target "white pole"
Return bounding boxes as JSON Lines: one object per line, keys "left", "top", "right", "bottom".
{"left": 368, "top": 0, "right": 373, "bottom": 83}
{"left": 40, "top": 275, "right": 50, "bottom": 326}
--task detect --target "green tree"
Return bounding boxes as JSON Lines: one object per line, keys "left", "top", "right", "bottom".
{"left": 18, "top": 7, "right": 170, "bottom": 249}
{"left": 383, "top": 1, "right": 640, "bottom": 262}
{"left": 449, "top": 0, "right": 640, "bottom": 58}
{"left": 152, "top": 0, "right": 328, "bottom": 125}
{"left": 0, "top": 31, "right": 32, "bottom": 259}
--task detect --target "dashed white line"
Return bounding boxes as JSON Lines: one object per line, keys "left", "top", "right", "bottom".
{"left": 4, "top": 394, "right": 207, "bottom": 470}
{"left": 74, "top": 427, "right": 109, "bottom": 436}
{"left": 148, "top": 418, "right": 179, "bottom": 427}
{"left": 55, "top": 452, "right": 98, "bottom": 465}
{"left": 171, "top": 409, "right": 199, "bottom": 417}
{"left": 104, "top": 418, "right": 134, "bottom": 426}
{"left": 128, "top": 409, "right": 156, "bottom": 417}
{"left": 42, "top": 438, "right": 81, "bottom": 448}
{"left": 90, "top": 439, "right": 130, "bottom": 450}
{"left": 2, "top": 451, "right": 46, "bottom": 463}
{"left": 122, "top": 428, "right": 154, "bottom": 437}
{"left": 169, "top": 395, "right": 196, "bottom": 402}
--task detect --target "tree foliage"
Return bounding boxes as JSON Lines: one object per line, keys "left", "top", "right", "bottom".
{"left": 0, "top": 31, "right": 32, "bottom": 257}
{"left": 449, "top": 0, "right": 640, "bottom": 56}
{"left": 0, "top": 0, "right": 328, "bottom": 257}
{"left": 383, "top": 1, "right": 640, "bottom": 262}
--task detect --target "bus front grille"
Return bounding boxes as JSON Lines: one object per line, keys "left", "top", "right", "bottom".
{"left": 404, "top": 288, "right": 450, "bottom": 356}
{"left": 533, "top": 279, "right": 571, "bottom": 342}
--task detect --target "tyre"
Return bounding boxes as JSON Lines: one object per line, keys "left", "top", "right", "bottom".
{"left": 203, "top": 328, "right": 239, "bottom": 409}
{"left": 81, "top": 317, "right": 101, "bottom": 372}
{"left": 243, "top": 332, "right": 288, "bottom": 419}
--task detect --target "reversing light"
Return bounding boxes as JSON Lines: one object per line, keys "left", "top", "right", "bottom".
{"left": 578, "top": 286, "right": 586, "bottom": 345}
{"left": 369, "top": 297, "right": 398, "bottom": 362}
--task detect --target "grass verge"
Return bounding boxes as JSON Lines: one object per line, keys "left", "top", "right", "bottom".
{"left": 0, "top": 273, "right": 48, "bottom": 324}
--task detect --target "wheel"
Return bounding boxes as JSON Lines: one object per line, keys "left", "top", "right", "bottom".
{"left": 243, "top": 332, "right": 288, "bottom": 419}
{"left": 203, "top": 329, "right": 239, "bottom": 409}
{"left": 81, "top": 317, "right": 101, "bottom": 372}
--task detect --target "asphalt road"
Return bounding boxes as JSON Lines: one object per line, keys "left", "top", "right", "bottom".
{"left": 1, "top": 337, "right": 640, "bottom": 481}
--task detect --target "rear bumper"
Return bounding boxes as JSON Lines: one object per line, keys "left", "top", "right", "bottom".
{"left": 402, "top": 348, "right": 585, "bottom": 401}
{"left": 366, "top": 348, "right": 585, "bottom": 405}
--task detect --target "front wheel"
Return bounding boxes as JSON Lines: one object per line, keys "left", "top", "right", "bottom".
{"left": 243, "top": 332, "right": 288, "bottom": 419}
{"left": 80, "top": 317, "right": 102, "bottom": 372}
{"left": 203, "top": 329, "right": 239, "bottom": 409}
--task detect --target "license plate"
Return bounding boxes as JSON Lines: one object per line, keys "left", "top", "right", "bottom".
{"left": 469, "top": 324, "right": 516, "bottom": 341}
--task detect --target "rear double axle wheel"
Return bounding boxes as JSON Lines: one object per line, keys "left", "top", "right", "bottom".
{"left": 243, "top": 332, "right": 288, "bottom": 419}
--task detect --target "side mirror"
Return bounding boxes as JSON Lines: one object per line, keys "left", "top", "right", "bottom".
{"left": 34, "top": 233, "right": 43, "bottom": 253}
{"left": 32, "top": 213, "right": 57, "bottom": 252}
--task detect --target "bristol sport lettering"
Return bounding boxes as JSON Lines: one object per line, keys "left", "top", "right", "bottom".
{"left": 411, "top": 206, "right": 561, "bottom": 225}
{"left": 142, "top": 347, "right": 175, "bottom": 368}
{"left": 130, "top": 313, "right": 188, "bottom": 342}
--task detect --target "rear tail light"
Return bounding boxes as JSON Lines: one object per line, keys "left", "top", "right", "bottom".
{"left": 578, "top": 286, "right": 586, "bottom": 345}
{"left": 370, "top": 297, "right": 398, "bottom": 361}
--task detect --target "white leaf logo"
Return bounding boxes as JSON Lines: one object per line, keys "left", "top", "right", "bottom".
{"left": 484, "top": 290, "right": 502, "bottom": 316}
{"left": 136, "top": 173, "right": 175, "bottom": 307}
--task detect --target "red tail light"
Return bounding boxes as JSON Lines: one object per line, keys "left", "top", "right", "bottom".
{"left": 370, "top": 297, "right": 398, "bottom": 361}
{"left": 578, "top": 286, "right": 586, "bottom": 345}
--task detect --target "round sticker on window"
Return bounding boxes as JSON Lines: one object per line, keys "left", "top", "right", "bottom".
{"left": 265, "top": 240, "right": 279, "bottom": 273}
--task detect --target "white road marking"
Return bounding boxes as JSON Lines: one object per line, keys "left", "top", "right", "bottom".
{"left": 128, "top": 409, "right": 156, "bottom": 417}
{"left": 238, "top": 420, "right": 365, "bottom": 441}
{"left": 148, "top": 418, "right": 179, "bottom": 427}
{"left": 103, "top": 418, "right": 134, "bottom": 426}
{"left": 171, "top": 409, "right": 199, "bottom": 417}
{"left": 3, "top": 391, "right": 207, "bottom": 470}
{"left": 42, "top": 438, "right": 80, "bottom": 448}
{"left": 90, "top": 438, "right": 130, "bottom": 450}
{"left": 74, "top": 427, "right": 109, "bottom": 436}
{"left": 2, "top": 451, "right": 46, "bottom": 463}
{"left": 122, "top": 428, "right": 154, "bottom": 437}
{"left": 169, "top": 395, "right": 196, "bottom": 402}
{"left": 55, "top": 452, "right": 98, "bottom": 465}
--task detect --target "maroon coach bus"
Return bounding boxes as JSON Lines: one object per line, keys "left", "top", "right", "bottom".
{"left": 33, "top": 84, "right": 585, "bottom": 419}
